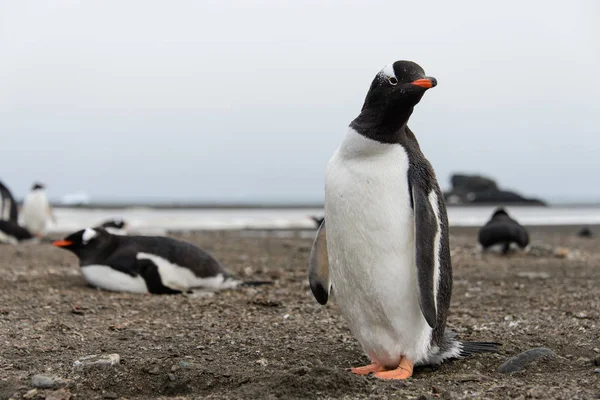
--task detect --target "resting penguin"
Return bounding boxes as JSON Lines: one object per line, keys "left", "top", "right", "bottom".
{"left": 478, "top": 208, "right": 529, "bottom": 254}
{"left": 0, "top": 220, "right": 34, "bottom": 244}
{"left": 53, "top": 227, "right": 272, "bottom": 294}
{"left": 0, "top": 180, "right": 19, "bottom": 223}
{"left": 96, "top": 218, "right": 128, "bottom": 235}
{"left": 308, "top": 61, "right": 499, "bottom": 380}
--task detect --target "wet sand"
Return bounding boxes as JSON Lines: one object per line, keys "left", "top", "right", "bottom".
{"left": 0, "top": 226, "right": 599, "bottom": 399}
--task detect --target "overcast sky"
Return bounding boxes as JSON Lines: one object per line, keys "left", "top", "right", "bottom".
{"left": 1, "top": 0, "right": 598, "bottom": 203}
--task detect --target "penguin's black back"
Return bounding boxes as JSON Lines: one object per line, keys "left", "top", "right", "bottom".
{"left": 96, "top": 235, "right": 227, "bottom": 279}
{"left": 478, "top": 211, "right": 529, "bottom": 249}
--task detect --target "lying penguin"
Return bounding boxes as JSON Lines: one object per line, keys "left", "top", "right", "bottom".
{"left": 96, "top": 218, "right": 128, "bottom": 235}
{"left": 478, "top": 208, "right": 529, "bottom": 255}
{"left": 0, "top": 180, "right": 19, "bottom": 223}
{"left": 0, "top": 220, "right": 35, "bottom": 244}
{"left": 53, "top": 227, "right": 271, "bottom": 294}
{"left": 309, "top": 60, "right": 498, "bottom": 380}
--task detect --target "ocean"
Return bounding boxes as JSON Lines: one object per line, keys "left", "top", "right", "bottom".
{"left": 48, "top": 205, "right": 600, "bottom": 234}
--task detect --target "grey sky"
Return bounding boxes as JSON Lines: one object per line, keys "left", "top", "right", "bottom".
{"left": 1, "top": 0, "right": 599, "bottom": 203}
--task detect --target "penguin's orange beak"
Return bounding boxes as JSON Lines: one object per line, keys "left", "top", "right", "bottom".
{"left": 411, "top": 77, "right": 437, "bottom": 89}
{"left": 53, "top": 240, "right": 73, "bottom": 247}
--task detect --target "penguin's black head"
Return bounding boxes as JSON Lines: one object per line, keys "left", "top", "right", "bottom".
{"left": 32, "top": 182, "right": 45, "bottom": 190}
{"left": 361, "top": 60, "right": 436, "bottom": 113}
{"left": 491, "top": 208, "right": 509, "bottom": 219}
{"left": 53, "top": 227, "right": 113, "bottom": 260}
{"left": 351, "top": 61, "right": 436, "bottom": 142}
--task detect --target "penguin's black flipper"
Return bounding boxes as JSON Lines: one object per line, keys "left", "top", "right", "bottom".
{"left": 308, "top": 219, "right": 331, "bottom": 305}
{"left": 411, "top": 185, "right": 439, "bottom": 329}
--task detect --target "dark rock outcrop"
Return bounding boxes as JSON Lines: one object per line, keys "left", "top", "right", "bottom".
{"left": 444, "top": 174, "right": 546, "bottom": 206}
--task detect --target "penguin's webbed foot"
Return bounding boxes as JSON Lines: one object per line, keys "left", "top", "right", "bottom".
{"left": 349, "top": 363, "right": 384, "bottom": 375}
{"left": 372, "top": 357, "right": 413, "bottom": 380}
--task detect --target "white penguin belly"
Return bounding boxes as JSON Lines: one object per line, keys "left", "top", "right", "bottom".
{"left": 325, "top": 132, "right": 432, "bottom": 367}
{"left": 81, "top": 265, "right": 149, "bottom": 294}
{"left": 20, "top": 192, "right": 50, "bottom": 235}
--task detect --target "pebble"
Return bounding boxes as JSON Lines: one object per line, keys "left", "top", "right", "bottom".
{"left": 255, "top": 358, "right": 268, "bottom": 367}
{"left": 30, "top": 374, "right": 65, "bottom": 389}
{"left": 23, "top": 389, "right": 38, "bottom": 399}
{"left": 593, "top": 356, "right": 600, "bottom": 366}
{"left": 594, "top": 368, "right": 600, "bottom": 374}
{"left": 497, "top": 347, "right": 557, "bottom": 373}
{"left": 516, "top": 271, "right": 550, "bottom": 280}
{"left": 73, "top": 354, "right": 120, "bottom": 370}
{"left": 103, "top": 392, "right": 118, "bottom": 399}
{"left": 167, "top": 373, "right": 176, "bottom": 381}
{"left": 178, "top": 361, "right": 190, "bottom": 369}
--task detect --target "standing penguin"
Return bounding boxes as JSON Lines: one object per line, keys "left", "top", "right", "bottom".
{"left": 20, "top": 182, "right": 55, "bottom": 237}
{"left": 53, "top": 227, "right": 271, "bottom": 294}
{"left": 309, "top": 61, "right": 498, "bottom": 380}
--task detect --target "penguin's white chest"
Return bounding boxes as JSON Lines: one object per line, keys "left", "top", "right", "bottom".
{"left": 324, "top": 129, "right": 431, "bottom": 366}
{"left": 20, "top": 192, "right": 50, "bottom": 234}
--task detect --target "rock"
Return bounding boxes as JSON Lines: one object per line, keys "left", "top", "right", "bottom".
{"left": 23, "top": 389, "right": 37, "bottom": 399}
{"left": 167, "top": 373, "right": 176, "bottom": 381}
{"left": 178, "top": 361, "right": 190, "bottom": 369}
{"left": 516, "top": 271, "right": 550, "bottom": 280}
{"left": 73, "top": 354, "right": 120, "bottom": 370}
{"left": 577, "top": 227, "right": 593, "bottom": 238}
{"left": 45, "top": 389, "right": 72, "bottom": 400}
{"left": 553, "top": 247, "right": 570, "bottom": 258}
{"left": 31, "top": 374, "right": 66, "bottom": 389}
{"left": 497, "top": 347, "right": 557, "bottom": 373}
{"left": 291, "top": 366, "right": 310, "bottom": 376}
{"left": 255, "top": 358, "right": 268, "bottom": 367}
{"left": 443, "top": 173, "right": 546, "bottom": 206}
{"left": 594, "top": 368, "right": 600, "bottom": 374}
{"left": 103, "top": 392, "right": 118, "bottom": 399}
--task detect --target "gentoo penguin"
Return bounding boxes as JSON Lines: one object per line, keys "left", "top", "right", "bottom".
{"left": 20, "top": 182, "right": 55, "bottom": 237}
{"left": 0, "top": 180, "right": 19, "bottom": 222}
{"left": 308, "top": 61, "right": 498, "bottom": 380}
{"left": 478, "top": 208, "right": 529, "bottom": 254}
{"left": 96, "top": 218, "right": 128, "bottom": 235}
{"left": 0, "top": 220, "right": 34, "bottom": 244}
{"left": 52, "top": 227, "right": 271, "bottom": 294}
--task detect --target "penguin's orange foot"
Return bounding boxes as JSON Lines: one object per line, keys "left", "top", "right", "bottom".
{"left": 349, "top": 363, "right": 385, "bottom": 375}
{"left": 373, "top": 357, "right": 413, "bottom": 380}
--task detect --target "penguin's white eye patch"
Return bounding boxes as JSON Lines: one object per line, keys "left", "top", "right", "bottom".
{"left": 388, "top": 77, "right": 398, "bottom": 86}
{"left": 82, "top": 228, "right": 97, "bottom": 243}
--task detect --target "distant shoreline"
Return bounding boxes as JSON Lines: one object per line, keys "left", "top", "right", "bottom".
{"left": 46, "top": 202, "right": 600, "bottom": 210}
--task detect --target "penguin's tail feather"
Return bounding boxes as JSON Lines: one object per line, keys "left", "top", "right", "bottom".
{"left": 459, "top": 341, "right": 502, "bottom": 357}
{"left": 239, "top": 280, "right": 273, "bottom": 287}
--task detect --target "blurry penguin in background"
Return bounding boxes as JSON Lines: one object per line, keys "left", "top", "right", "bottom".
{"left": 478, "top": 208, "right": 529, "bottom": 255}
{"left": 0, "top": 180, "right": 19, "bottom": 223}
{"left": 20, "top": 182, "right": 55, "bottom": 237}
{"left": 96, "top": 218, "right": 128, "bottom": 235}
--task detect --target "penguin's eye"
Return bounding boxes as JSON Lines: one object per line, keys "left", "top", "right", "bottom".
{"left": 388, "top": 77, "right": 398, "bottom": 86}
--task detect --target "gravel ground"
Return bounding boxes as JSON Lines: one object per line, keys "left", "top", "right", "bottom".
{"left": 0, "top": 226, "right": 599, "bottom": 400}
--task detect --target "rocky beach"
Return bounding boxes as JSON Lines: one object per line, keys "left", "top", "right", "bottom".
{"left": 0, "top": 226, "right": 599, "bottom": 400}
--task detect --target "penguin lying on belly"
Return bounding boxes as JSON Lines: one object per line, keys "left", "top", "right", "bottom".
{"left": 0, "top": 220, "right": 35, "bottom": 244}
{"left": 309, "top": 60, "right": 499, "bottom": 380}
{"left": 53, "top": 227, "right": 271, "bottom": 294}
